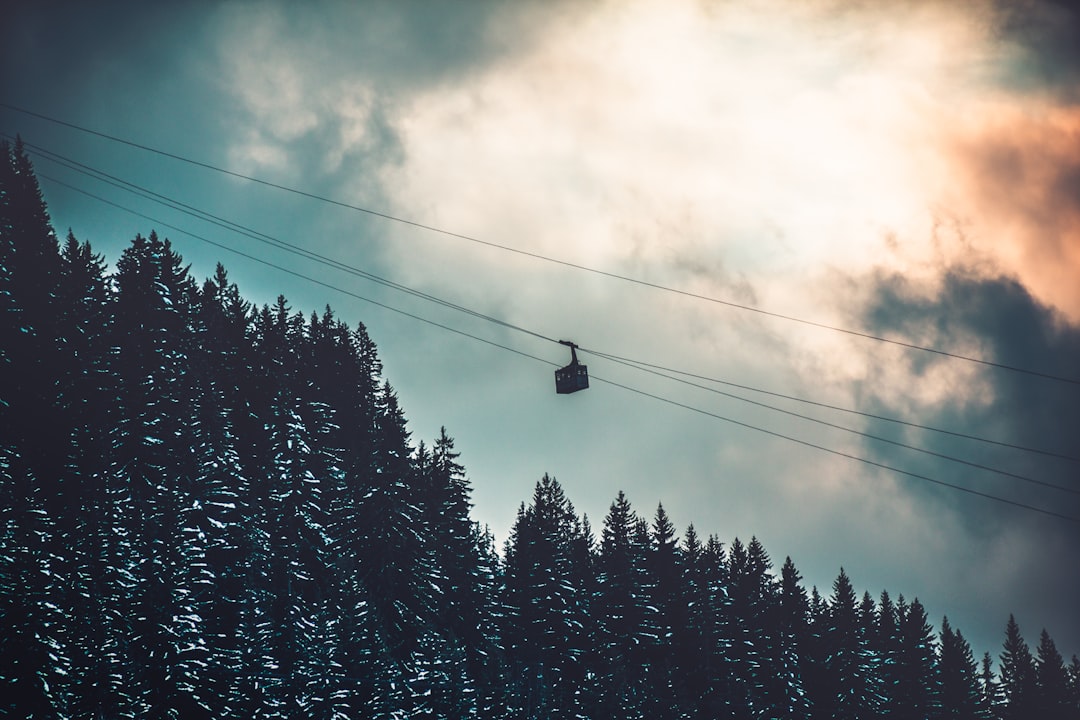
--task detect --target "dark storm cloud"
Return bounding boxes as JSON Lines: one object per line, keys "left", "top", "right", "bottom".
{"left": 860, "top": 267, "right": 1079, "bottom": 495}
{"left": 0, "top": 2, "right": 206, "bottom": 108}
{"left": 853, "top": 263, "right": 1080, "bottom": 655}
{"left": 993, "top": 0, "right": 1080, "bottom": 99}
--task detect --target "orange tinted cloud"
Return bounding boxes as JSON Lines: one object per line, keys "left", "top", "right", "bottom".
{"left": 942, "top": 102, "right": 1080, "bottom": 322}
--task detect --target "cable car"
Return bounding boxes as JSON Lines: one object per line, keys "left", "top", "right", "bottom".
{"left": 555, "top": 340, "right": 589, "bottom": 394}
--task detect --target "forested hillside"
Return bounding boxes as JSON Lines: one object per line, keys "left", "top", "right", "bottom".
{"left": 2, "top": 138, "right": 1079, "bottom": 718}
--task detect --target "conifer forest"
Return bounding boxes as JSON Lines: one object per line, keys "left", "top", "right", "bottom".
{"left": 3, "top": 138, "right": 1079, "bottom": 719}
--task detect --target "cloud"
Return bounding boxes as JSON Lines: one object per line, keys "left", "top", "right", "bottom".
{"left": 851, "top": 261, "right": 1080, "bottom": 656}
{"left": 992, "top": 0, "right": 1080, "bottom": 100}
{"left": 937, "top": 104, "right": 1080, "bottom": 321}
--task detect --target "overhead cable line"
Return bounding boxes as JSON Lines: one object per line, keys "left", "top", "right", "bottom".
{"left": 587, "top": 373, "right": 1080, "bottom": 523}
{"left": 580, "top": 347, "right": 1080, "bottom": 494}
{"left": 4, "top": 101, "right": 1078, "bottom": 386}
{"left": 581, "top": 347, "right": 1080, "bottom": 464}
{"left": 16, "top": 137, "right": 555, "bottom": 346}
{"left": 24, "top": 135, "right": 1076, "bottom": 468}
{"left": 34, "top": 170, "right": 1080, "bottom": 525}
{"left": 35, "top": 172, "right": 557, "bottom": 367}
{"left": 23, "top": 134, "right": 1078, "bottom": 478}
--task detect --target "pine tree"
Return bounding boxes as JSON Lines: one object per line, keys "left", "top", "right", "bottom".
{"left": 776, "top": 557, "right": 812, "bottom": 720}
{"left": 1066, "top": 655, "right": 1080, "bottom": 716}
{"left": 725, "top": 536, "right": 785, "bottom": 718}
{"left": 978, "top": 652, "right": 1001, "bottom": 720}
{"left": 876, "top": 589, "right": 902, "bottom": 717}
{"left": 110, "top": 231, "right": 215, "bottom": 717}
{"left": 645, "top": 502, "right": 683, "bottom": 719}
{"left": 803, "top": 584, "right": 831, "bottom": 720}
{"left": 365, "top": 382, "right": 431, "bottom": 663}
{"left": 895, "top": 598, "right": 941, "bottom": 719}
{"left": 999, "top": 615, "right": 1038, "bottom": 720}
{"left": 0, "top": 138, "right": 67, "bottom": 717}
{"left": 54, "top": 230, "right": 124, "bottom": 716}
{"left": 673, "top": 523, "right": 721, "bottom": 716}
{"left": 939, "top": 617, "right": 981, "bottom": 719}
{"left": 501, "top": 474, "right": 592, "bottom": 718}
{"left": 820, "top": 568, "right": 880, "bottom": 719}
{"left": 1034, "top": 628, "right": 1071, "bottom": 720}
{"left": 595, "top": 491, "right": 655, "bottom": 719}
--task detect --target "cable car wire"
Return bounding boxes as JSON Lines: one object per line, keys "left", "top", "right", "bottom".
{"left": 20, "top": 135, "right": 1077, "bottom": 472}
{"left": 4, "top": 101, "right": 1078, "bottom": 386}
{"left": 21, "top": 134, "right": 1075, "bottom": 468}
{"left": 581, "top": 347, "right": 1080, "bottom": 464}
{"left": 15, "top": 137, "right": 557, "bottom": 347}
{"left": 32, "top": 169, "right": 1080, "bottom": 525}
{"left": 579, "top": 347, "right": 1079, "bottom": 494}
{"left": 34, "top": 171, "right": 558, "bottom": 368}
{"left": 588, "top": 374, "right": 1079, "bottom": 523}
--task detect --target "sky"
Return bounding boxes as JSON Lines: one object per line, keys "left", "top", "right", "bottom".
{"left": 3, "top": 0, "right": 1078, "bottom": 663}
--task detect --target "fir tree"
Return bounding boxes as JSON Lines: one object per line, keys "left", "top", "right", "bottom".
{"left": 1035, "top": 628, "right": 1071, "bottom": 720}
{"left": 776, "top": 556, "right": 812, "bottom": 720}
{"left": 1066, "top": 655, "right": 1080, "bottom": 715}
{"left": 0, "top": 139, "right": 67, "bottom": 716}
{"left": 595, "top": 491, "right": 655, "bottom": 719}
{"left": 110, "top": 231, "right": 210, "bottom": 717}
{"left": 501, "top": 474, "right": 592, "bottom": 718}
{"left": 876, "top": 589, "right": 902, "bottom": 716}
{"left": 820, "top": 568, "right": 880, "bottom": 719}
{"left": 978, "top": 652, "right": 1001, "bottom": 720}
{"left": 645, "top": 502, "right": 683, "bottom": 719}
{"left": 999, "top": 615, "right": 1038, "bottom": 720}
{"left": 895, "top": 598, "right": 941, "bottom": 719}
{"left": 939, "top": 616, "right": 981, "bottom": 719}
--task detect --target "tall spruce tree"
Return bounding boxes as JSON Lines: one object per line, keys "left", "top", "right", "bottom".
{"left": 999, "top": 615, "right": 1038, "bottom": 720}
{"left": 876, "top": 590, "right": 902, "bottom": 716}
{"left": 595, "top": 491, "right": 654, "bottom": 719}
{"left": 895, "top": 598, "right": 941, "bottom": 719}
{"left": 646, "top": 502, "right": 683, "bottom": 719}
{"left": 1035, "top": 628, "right": 1072, "bottom": 720}
{"left": 674, "top": 523, "right": 724, "bottom": 717}
{"left": 820, "top": 568, "right": 880, "bottom": 719}
{"left": 978, "top": 652, "right": 1002, "bottom": 720}
{"left": 776, "top": 556, "right": 812, "bottom": 720}
{"left": 502, "top": 474, "right": 592, "bottom": 718}
{"left": 111, "top": 231, "right": 208, "bottom": 716}
{"left": 55, "top": 230, "right": 123, "bottom": 716}
{"left": 939, "top": 617, "right": 982, "bottom": 719}
{"left": 1067, "top": 655, "right": 1080, "bottom": 715}
{"left": 0, "top": 137, "right": 67, "bottom": 717}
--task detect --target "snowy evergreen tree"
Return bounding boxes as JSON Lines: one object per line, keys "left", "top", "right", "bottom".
{"left": 818, "top": 568, "right": 881, "bottom": 719}
{"left": 776, "top": 556, "right": 812, "bottom": 720}
{"left": 1035, "top": 628, "right": 1072, "bottom": 720}
{"left": 501, "top": 474, "right": 592, "bottom": 718}
{"left": 939, "top": 616, "right": 982, "bottom": 719}
{"left": 594, "top": 491, "right": 656, "bottom": 719}
{"left": 895, "top": 597, "right": 941, "bottom": 719}
{"left": 1066, "top": 655, "right": 1080, "bottom": 716}
{"left": 978, "top": 652, "right": 1002, "bottom": 720}
{"left": 109, "top": 230, "right": 216, "bottom": 716}
{"left": 876, "top": 589, "right": 903, "bottom": 717}
{"left": 645, "top": 503, "right": 683, "bottom": 719}
{"left": 999, "top": 615, "right": 1038, "bottom": 720}
{"left": 0, "top": 138, "right": 67, "bottom": 716}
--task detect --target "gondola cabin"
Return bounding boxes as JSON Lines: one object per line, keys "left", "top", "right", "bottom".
{"left": 555, "top": 341, "right": 589, "bottom": 394}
